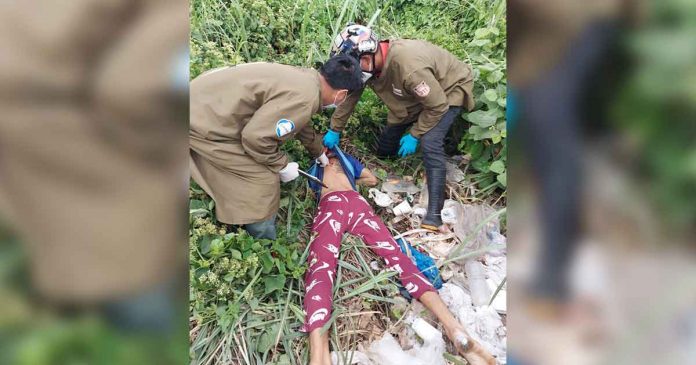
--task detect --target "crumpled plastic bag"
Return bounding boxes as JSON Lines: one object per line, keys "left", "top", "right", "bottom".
{"left": 440, "top": 199, "right": 460, "bottom": 225}
{"left": 446, "top": 160, "right": 466, "bottom": 183}
{"left": 396, "top": 238, "right": 443, "bottom": 289}
{"left": 447, "top": 203, "right": 499, "bottom": 252}
{"left": 381, "top": 178, "right": 420, "bottom": 194}
{"left": 367, "top": 332, "right": 446, "bottom": 365}
{"left": 368, "top": 333, "right": 427, "bottom": 365}
{"left": 438, "top": 283, "right": 507, "bottom": 363}
{"left": 368, "top": 188, "right": 393, "bottom": 207}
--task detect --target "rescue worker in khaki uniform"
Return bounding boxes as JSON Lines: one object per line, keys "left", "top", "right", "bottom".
{"left": 0, "top": 0, "right": 188, "bottom": 331}
{"left": 189, "top": 55, "right": 363, "bottom": 239}
{"left": 323, "top": 25, "right": 475, "bottom": 232}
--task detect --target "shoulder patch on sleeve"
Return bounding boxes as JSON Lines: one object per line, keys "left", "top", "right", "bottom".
{"left": 413, "top": 80, "right": 431, "bottom": 97}
{"left": 275, "top": 119, "right": 295, "bottom": 137}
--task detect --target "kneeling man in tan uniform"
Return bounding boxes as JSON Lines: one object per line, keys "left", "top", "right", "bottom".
{"left": 190, "top": 55, "right": 363, "bottom": 239}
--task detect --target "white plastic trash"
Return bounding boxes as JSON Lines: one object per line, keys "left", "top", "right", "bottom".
{"left": 392, "top": 200, "right": 412, "bottom": 216}
{"left": 406, "top": 316, "right": 442, "bottom": 343}
{"left": 438, "top": 283, "right": 507, "bottom": 363}
{"left": 368, "top": 188, "right": 393, "bottom": 207}
{"left": 440, "top": 199, "right": 459, "bottom": 224}
{"left": 368, "top": 333, "right": 427, "bottom": 365}
{"left": 413, "top": 207, "right": 427, "bottom": 216}
{"left": 465, "top": 260, "right": 492, "bottom": 307}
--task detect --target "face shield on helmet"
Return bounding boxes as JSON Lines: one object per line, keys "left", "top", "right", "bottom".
{"left": 330, "top": 24, "right": 379, "bottom": 83}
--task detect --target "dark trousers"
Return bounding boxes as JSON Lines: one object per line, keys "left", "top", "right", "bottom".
{"left": 520, "top": 22, "right": 617, "bottom": 300}
{"left": 377, "top": 107, "right": 463, "bottom": 226}
{"left": 226, "top": 214, "right": 277, "bottom": 240}
{"left": 376, "top": 106, "right": 463, "bottom": 169}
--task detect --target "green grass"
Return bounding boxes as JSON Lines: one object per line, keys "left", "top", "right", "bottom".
{"left": 189, "top": 0, "right": 507, "bottom": 363}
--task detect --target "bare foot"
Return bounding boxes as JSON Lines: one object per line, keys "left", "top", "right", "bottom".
{"left": 445, "top": 327, "right": 496, "bottom": 365}
{"left": 460, "top": 339, "right": 496, "bottom": 365}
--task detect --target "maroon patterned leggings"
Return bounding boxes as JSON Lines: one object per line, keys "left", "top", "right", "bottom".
{"left": 300, "top": 190, "right": 435, "bottom": 333}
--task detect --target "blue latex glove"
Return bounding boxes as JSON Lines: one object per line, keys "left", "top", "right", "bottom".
{"left": 398, "top": 133, "right": 419, "bottom": 157}
{"left": 323, "top": 129, "right": 341, "bottom": 148}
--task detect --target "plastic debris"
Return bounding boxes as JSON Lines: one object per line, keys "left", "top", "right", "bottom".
{"left": 446, "top": 160, "right": 466, "bottom": 183}
{"left": 467, "top": 306, "right": 507, "bottom": 363}
{"left": 331, "top": 350, "right": 372, "bottom": 365}
{"left": 465, "top": 260, "right": 492, "bottom": 307}
{"left": 489, "top": 282, "right": 506, "bottom": 313}
{"left": 407, "top": 316, "right": 442, "bottom": 343}
{"left": 485, "top": 256, "right": 507, "bottom": 313}
{"left": 346, "top": 168, "right": 507, "bottom": 364}
{"left": 392, "top": 200, "right": 412, "bottom": 216}
{"left": 396, "top": 238, "right": 443, "bottom": 290}
{"left": 487, "top": 230, "right": 507, "bottom": 256}
{"left": 368, "top": 188, "right": 393, "bottom": 207}
{"left": 440, "top": 199, "right": 460, "bottom": 224}
{"left": 438, "top": 283, "right": 507, "bottom": 363}
{"left": 410, "top": 332, "right": 446, "bottom": 365}
{"left": 439, "top": 282, "right": 473, "bottom": 310}
{"left": 447, "top": 203, "right": 499, "bottom": 252}
{"left": 368, "top": 333, "right": 427, "bottom": 365}
{"left": 382, "top": 177, "right": 420, "bottom": 195}
{"left": 367, "top": 331, "right": 446, "bottom": 365}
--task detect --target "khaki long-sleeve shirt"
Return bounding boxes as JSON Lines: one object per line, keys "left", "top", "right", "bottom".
{"left": 330, "top": 39, "right": 475, "bottom": 138}
{"left": 189, "top": 63, "right": 324, "bottom": 224}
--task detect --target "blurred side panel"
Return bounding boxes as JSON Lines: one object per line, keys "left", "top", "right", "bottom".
{"left": 0, "top": 0, "right": 189, "bottom": 364}
{"left": 508, "top": 0, "right": 695, "bottom": 364}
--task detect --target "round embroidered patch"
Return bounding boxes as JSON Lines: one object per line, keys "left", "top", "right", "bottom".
{"left": 275, "top": 119, "right": 295, "bottom": 137}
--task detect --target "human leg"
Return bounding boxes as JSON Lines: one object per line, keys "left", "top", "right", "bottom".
{"left": 308, "top": 328, "right": 330, "bottom": 365}
{"left": 304, "top": 194, "right": 353, "bottom": 363}
{"left": 347, "top": 190, "right": 494, "bottom": 363}
{"left": 376, "top": 123, "right": 412, "bottom": 157}
{"left": 303, "top": 193, "right": 353, "bottom": 365}
{"left": 419, "top": 291, "right": 496, "bottom": 365}
{"left": 420, "top": 107, "right": 462, "bottom": 230}
{"left": 348, "top": 201, "right": 435, "bottom": 299}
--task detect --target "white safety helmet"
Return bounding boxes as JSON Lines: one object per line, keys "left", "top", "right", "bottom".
{"left": 330, "top": 24, "right": 380, "bottom": 82}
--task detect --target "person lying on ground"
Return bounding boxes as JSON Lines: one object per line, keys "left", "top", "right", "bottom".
{"left": 301, "top": 148, "right": 495, "bottom": 365}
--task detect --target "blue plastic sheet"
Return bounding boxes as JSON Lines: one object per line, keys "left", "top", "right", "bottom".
{"left": 396, "top": 237, "right": 443, "bottom": 300}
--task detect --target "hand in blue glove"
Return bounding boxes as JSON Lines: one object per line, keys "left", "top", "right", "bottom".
{"left": 398, "top": 133, "right": 419, "bottom": 157}
{"left": 323, "top": 129, "right": 341, "bottom": 148}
